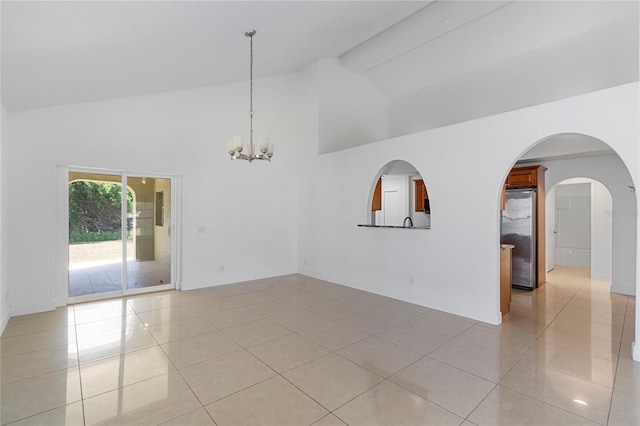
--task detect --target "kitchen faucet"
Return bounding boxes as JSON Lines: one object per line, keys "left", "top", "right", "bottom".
{"left": 403, "top": 216, "right": 414, "bottom": 228}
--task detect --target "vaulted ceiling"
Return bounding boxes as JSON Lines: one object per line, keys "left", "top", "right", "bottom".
{"left": 1, "top": 0, "right": 638, "bottom": 156}
{"left": 1, "top": 1, "right": 427, "bottom": 112}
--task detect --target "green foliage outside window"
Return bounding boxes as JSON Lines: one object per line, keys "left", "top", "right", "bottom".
{"left": 69, "top": 181, "right": 133, "bottom": 243}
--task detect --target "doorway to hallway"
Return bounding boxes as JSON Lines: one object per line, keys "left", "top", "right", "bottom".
{"left": 546, "top": 178, "right": 612, "bottom": 282}
{"left": 67, "top": 169, "right": 175, "bottom": 301}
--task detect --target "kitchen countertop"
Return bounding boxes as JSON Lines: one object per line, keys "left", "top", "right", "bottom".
{"left": 358, "top": 225, "right": 430, "bottom": 230}
{"left": 501, "top": 244, "right": 515, "bottom": 249}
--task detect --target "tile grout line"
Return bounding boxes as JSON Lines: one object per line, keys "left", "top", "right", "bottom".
{"left": 605, "top": 294, "right": 629, "bottom": 426}
{"left": 184, "top": 286, "right": 442, "bottom": 424}
{"left": 498, "top": 274, "right": 616, "bottom": 425}
{"left": 72, "top": 305, "right": 88, "bottom": 426}
{"left": 5, "top": 271, "right": 630, "bottom": 425}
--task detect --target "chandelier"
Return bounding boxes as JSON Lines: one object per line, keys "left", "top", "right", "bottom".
{"left": 226, "top": 30, "right": 274, "bottom": 162}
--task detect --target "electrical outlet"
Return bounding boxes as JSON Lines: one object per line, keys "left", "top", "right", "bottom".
{"left": 197, "top": 225, "right": 206, "bottom": 234}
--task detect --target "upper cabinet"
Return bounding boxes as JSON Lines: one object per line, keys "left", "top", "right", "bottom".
{"left": 414, "top": 179, "right": 429, "bottom": 212}
{"left": 505, "top": 165, "right": 544, "bottom": 189}
{"left": 501, "top": 165, "right": 547, "bottom": 210}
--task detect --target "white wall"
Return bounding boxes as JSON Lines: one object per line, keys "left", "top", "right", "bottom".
{"left": 298, "top": 82, "right": 639, "bottom": 325}
{"left": 554, "top": 182, "right": 591, "bottom": 268}
{"left": 317, "top": 58, "right": 388, "bottom": 154}
{"left": 0, "top": 104, "right": 8, "bottom": 333}
{"left": 1, "top": 65, "right": 639, "bottom": 360}
{"left": 592, "top": 180, "right": 613, "bottom": 281}
{"left": 535, "top": 155, "right": 636, "bottom": 295}
{"left": 4, "top": 73, "right": 304, "bottom": 315}
{"left": 0, "top": 2, "right": 7, "bottom": 334}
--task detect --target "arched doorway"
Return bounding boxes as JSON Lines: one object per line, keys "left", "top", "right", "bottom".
{"left": 498, "top": 133, "right": 636, "bottom": 349}
{"left": 500, "top": 133, "right": 636, "bottom": 291}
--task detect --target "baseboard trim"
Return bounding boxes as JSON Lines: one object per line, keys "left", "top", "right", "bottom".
{"left": 591, "top": 272, "right": 612, "bottom": 281}
{"left": 633, "top": 341, "right": 640, "bottom": 362}
{"left": 610, "top": 285, "right": 635, "bottom": 296}
{"left": 297, "top": 268, "right": 502, "bottom": 326}
{"left": 10, "top": 300, "right": 57, "bottom": 317}
{"left": 181, "top": 268, "right": 298, "bottom": 291}
{"left": 0, "top": 307, "right": 10, "bottom": 336}
{"left": 54, "top": 296, "right": 68, "bottom": 308}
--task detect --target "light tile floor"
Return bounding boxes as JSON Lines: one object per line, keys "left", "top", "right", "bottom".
{"left": 1, "top": 266, "right": 637, "bottom": 425}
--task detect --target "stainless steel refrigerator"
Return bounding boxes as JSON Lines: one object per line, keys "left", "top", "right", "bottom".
{"left": 501, "top": 188, "right": 536, "bottom": 290}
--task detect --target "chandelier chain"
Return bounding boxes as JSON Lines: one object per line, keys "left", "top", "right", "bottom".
{"left": 248, "top": 31, "right": 254, "bottom": 147}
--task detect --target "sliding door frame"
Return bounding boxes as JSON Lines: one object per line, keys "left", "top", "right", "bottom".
{"left": 57, "top": 166, "right": 179, "bottom": 305}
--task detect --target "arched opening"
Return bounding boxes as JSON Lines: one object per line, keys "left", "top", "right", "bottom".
{"left": 546, "top": 177, "right": 612, "bottom": 283}
{"left": 366, "top": 160, "right": 431, "bottom": 229}
{"left": 498, "top": 133, "right": 636, "bottom": 330}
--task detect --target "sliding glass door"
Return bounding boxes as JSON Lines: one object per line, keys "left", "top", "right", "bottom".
{"left": 126, "top": 175, "right": 172, "bottom": 291}
{"left": 68, "top": 170, "right": 174, "bottom": 301}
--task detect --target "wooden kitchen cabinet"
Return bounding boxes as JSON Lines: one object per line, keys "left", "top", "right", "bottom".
{"left": 501, "top": 165, "right": 546, "bottom": 208}
{"left": 372, "top": 177, "right": 382, "bottom": 211}
{"left": 414, "top": 179, "right": 429, "bottom": 212}
{"left": 505, "top": 165, "right": 539, "bottom": 189}
{"left": 500, "top": 245, "right": 513, "bottom": 315}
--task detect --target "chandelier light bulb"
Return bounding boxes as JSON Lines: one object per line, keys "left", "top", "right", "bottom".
{"left": 259, "top": 137, "right": 269, "bottom": 152}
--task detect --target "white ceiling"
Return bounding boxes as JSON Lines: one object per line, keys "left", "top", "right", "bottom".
{"left": 0, "top": 1, "right": 427, "bottom": 111}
